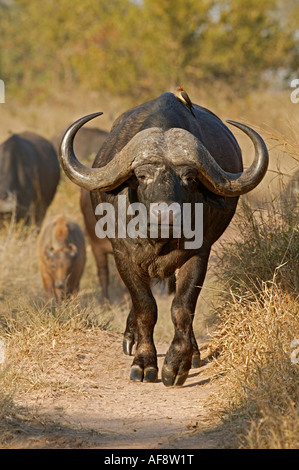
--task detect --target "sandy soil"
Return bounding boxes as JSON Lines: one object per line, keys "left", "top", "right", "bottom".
{"left": 0, "top": 223, "right": 240, "bottom": 450}
{"left": 4, "top": 329, "right": 235, "bottom": 450}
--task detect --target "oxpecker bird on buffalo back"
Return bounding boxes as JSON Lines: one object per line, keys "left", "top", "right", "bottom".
{"left": 175, "top": 86, "right": 196, "bottom": 117}
{"left": 59, "top": 91, "right": 268, "bottom": 387}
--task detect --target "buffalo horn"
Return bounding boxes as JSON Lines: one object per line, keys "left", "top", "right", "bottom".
{"left": 59, "top": 113, "right": 134, "bottom": 192}
{"left": 193, "top": 121, "right": 268, "bottom": 197}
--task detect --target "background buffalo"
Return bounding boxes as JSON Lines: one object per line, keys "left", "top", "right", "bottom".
{"left": 0, "top": 132, "right": 60, "bottom": 225}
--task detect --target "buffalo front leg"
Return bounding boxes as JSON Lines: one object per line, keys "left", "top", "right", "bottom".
{"left": 91, "top": 244, "right": 109, "bottom": 302}
{"left": 115, "top": 255, "right": 158, "bottom": 383}
{"left": 123, "top": 306, "right": 137, "bottom": 356}
{"left": 162, "top": 254, "right": 209, "bottom": 387}
{"left": 130, "top": 291, "right": 158, "bottom": 383}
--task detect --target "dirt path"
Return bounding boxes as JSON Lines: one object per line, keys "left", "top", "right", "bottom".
{"left": 4, "top": 329, "right": 235, "bottom": 449}
{"left": 2, "top": 226, "right": 241, "bottom": 450}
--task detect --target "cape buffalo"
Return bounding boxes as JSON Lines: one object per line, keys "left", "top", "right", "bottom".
{"left": 59, "top": 92, "right": 268, "bottom": 386}
{"left": 37, "top": 214, "right": 86, "bottom": 300}
{"left": 0, "top": 132, "right": 60, "bottom": 225}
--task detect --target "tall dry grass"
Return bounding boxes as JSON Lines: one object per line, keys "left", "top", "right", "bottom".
{"left": 0, "top": 211, "right": 126, "bottom": 435}
{"left": 217, "top": 198, "right": 298, "bottom": 296}
{"left": 211, "top": 187, "right": 299, "bottom": 448}
{"left": 0, "top": 88, "right": 298, "bottom": 447}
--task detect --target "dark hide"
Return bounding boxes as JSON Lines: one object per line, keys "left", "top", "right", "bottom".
{"left": 89, "top": 93, "right": 242, "bottom": 385}
{"left": 0, "top": 132, "right": 60, "bottom": 225}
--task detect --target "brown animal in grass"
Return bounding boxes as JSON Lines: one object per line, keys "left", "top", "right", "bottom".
{"left": 38, "top": 215, "right": 86, "bottom": 300}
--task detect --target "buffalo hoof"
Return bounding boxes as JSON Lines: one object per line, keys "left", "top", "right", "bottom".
{"left": 191, "top": 352, "right": 201, "bottom": 369}
{"left": 123, "top": 338, "right": 134, "bottom": 356}
{"left": 161, "top": 365, "right": 189, "bottom": 387}
{"left": 130, "top": 365, "right": 158, "bottom": 383}
{"left": 143, "top": 367, "right": 158, "bottom": 383}
{"left": 130, "top": 365, "right": 143, "bottom": 382}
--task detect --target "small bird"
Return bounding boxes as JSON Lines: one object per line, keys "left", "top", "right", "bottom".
{"left": 175, "top": 86, "right": 196, "bottom": 117}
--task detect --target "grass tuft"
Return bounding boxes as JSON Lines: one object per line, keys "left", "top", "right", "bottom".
{"left": 212, "top": 194, "right": 299, "bottom": 448}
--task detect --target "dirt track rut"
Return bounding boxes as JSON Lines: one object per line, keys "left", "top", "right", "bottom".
{"left": 7, "top": 330, "right": 233, "bottom": 449}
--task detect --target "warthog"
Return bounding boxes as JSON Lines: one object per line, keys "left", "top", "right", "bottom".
{"left": 38, "top": 214, "right": 86, "bottom": 300}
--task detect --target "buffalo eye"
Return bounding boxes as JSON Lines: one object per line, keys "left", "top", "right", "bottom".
{"left": 135, "top": 172, "right": 149, "bottom": 184}
{"left": 135, "top": 165, "right": 156, "bottom": 185}
{"left": 181, "top": 172, "right": 197, "bottom": 185}
{"left": 185, "top": 176, "right": 195, "bottom": 183}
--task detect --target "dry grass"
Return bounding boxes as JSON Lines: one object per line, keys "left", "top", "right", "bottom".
{"left": 0, "top": 87, "right": 298, "bottom": 448}
{"left": 217, "top": 199, "right": 298, "bottom": 296}
{"left": 0, "top": 207, "right": 126, "bottom": 434}
{"left": 211, "top": 194, "right": 299, "bottom": 448}
{"left": 213, "top": 285, "right": 299, "bottom": 449}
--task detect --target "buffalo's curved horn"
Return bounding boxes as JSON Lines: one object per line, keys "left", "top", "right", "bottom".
{"left": 194, "top": 121, "right": 269, "bottom": 197}
{"left": 59, "top": 113, "right": 134, "bottom": 191}
{"left": 60, "top": 114, "right": 268, "bottom": 197}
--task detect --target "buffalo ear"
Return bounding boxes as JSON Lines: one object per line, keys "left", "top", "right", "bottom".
{"left": 198, "top": 182, "right": 227, "bottom": 210}
{"left": 204, "top": 193, "right": 226, "bottom": 210}
{"left": 127, "top": 175, "right": 138, "bottom": 190}
{"left": 68, "top": 243, "right": 78, "bottom": 257}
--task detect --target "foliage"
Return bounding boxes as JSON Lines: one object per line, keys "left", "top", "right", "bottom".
{"left": 1, "top": 0, "right": 299, "bottom": 102}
